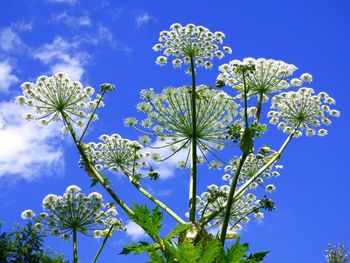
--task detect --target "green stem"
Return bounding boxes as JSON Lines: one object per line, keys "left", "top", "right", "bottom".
{"left": 79, "top": 90, "right": 106, "bottom": 143}
{"left": 254, "top": 92, "right": 263, "bottom": 124}
{"left": 219, "top": 153, "right": 247, "bottom": 246}
{"left": 242, "top": 71, "right": 249, "bottom": 128}
{"left": 73, "top": 228, "right": 78, "bottom": 263}
{"left": 189, "top": 55, "right": 197, "bottom": 223}
{"left": 200, "top": 128, "right": 298, "bottom": 226}
{"left": 120, "top": 167, "right": 186, "bottom": 225}
{"left": 60, "top": 112, "right": 133, "bottom": 216}
{"left": 92, "top": 225, "right": 114, "bottom": 263}
{"left": 233, "top": 128, "right": 297, "bottom": 198}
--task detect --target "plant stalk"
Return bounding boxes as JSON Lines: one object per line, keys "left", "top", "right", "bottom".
{"left": 73, "top": 228, "right": 78, "bottom": 263}
{"left": 60, "top": 112, "right": 133, "bottom": 216}
{"left": 189, "top": 55, "right": 197, "bottom": 223}
{"left": 200, "top": 128, "right": 298, "bottom": 226}
{"left": 219, "top": 153, "right": 247, "bottom": 246}
{"left": 120, "top": 167, "right": 186, "bottom": 224}
{"left": 92, "top": 225, "right": 114, "bottom": 263}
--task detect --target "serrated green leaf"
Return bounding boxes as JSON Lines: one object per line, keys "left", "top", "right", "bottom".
{"left": 90, "top": 178, "right": 99, "bottom": 188}
{"left": 119, "top": 241, "right": 158, "bottom": 255}
{"left": 226, "top": 238, "right": 248, "bottom": 263}
{"left": 130, "top": 204, "right": 163, "bottom": 241}
{"left": 246, "top": 251, "right": 269, "bottom": 262}
{"left": 164, "top": 224, "right": 192, "bottom": 241}
{"left": 198, "top": 240, "right": 223, "bottom": 263}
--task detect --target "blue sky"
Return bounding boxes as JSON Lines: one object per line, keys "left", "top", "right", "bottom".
{"left": 0, "top": 0, "right": 349, "bottom": 262}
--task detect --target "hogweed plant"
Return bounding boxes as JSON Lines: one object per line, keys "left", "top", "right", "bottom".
{"left": 21, "top": 185, "right": 124, "bottom": 263}
{"left": 16, "top": 23, "right": 340, "bottom": 262}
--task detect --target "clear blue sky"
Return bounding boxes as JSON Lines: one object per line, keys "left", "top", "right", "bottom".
{"left": 0, "top": 0, "right": 349, "bottom": 262}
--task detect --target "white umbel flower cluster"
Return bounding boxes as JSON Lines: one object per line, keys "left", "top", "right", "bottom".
{"left": 15, "top": 72, "right": 102, "bottom": 129}
{"left": 268, "top": 88, "right": 340, "bottom": 136}
{"left": 84, "top": 134, "right": 155, "bottom": 174}
{"left": 22, "top": 185, "right": 124, "bottom": 240}
{"left": 217, "top": 58, "right": 302, "bottom": 96}
{"left": 126, "top": 86, "right": 238, "bottom": 168}
{"left": 153, "top": 23, "right": 232, "bottom": 69}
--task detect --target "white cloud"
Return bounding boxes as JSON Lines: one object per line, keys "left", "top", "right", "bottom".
{"left": 0, "top": 101, "right": 64, "bottom": 180}
{"left": 125, "top": 221, "right": 146, "bottom": 241}
{"left": 52, "top": 12, "right": 92, "bottom": 27}
{"left": 34, "top": 36, "right": 89, "bottom": 80}
{"left": 11, "top": 21, "right": 34, "bottom": 32}
{"left": 0, "top": 61, "right": 18, "bottom": 93}
{"left": 135, "top": 12, "right": 152, "bottom": 28}
{"left": 48, "top": 0, "right": 77, "bottom": 4}
{"left": 0, "top": 27, "right": 24, "bottom": 52}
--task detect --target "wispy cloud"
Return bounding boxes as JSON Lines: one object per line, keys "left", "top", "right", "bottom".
{"left": 0, "top": 101, "right": 64, "bottom": 180}
{"left": 47, "top": 0, "right": 77, "bottom": 4}
{"left": 0, "top": 60, "right": 18, "bottom": 93}
{"left": 125, "top": 221, "right": 146, "bottom": 241}
{"left": 11, "top": 21, "right": 34, "bottom": 32}
{"left": 0, "top": 27, "right": 25, "bottom": 52}
{"left": 33, "top": 36, "right": 89, "bottom": 80}
{"left": 134, "top": 11, "right": 152, "bottom": 28}
{"left": 52, "top": 12, "right": 92, "bottom": 27}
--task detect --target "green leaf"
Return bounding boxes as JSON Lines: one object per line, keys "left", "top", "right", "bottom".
{"left": 130, "top": 204, "right": 162, "bottom": 241}
{"left": 120, "top": 241, "right": 159, "bottom": 255}
{"left": 90, "top": 178, "right": 99, "bottom": 188}
{"left": 246, "top": 251, "right": 269, "bottom": 262}
{"left": 198, "top": 240, "right": 222, "bottom": 263}
{"left": 226, "top": 238, "right": 248, "bottom": 263}
{"left": 164, "top": 224, "right": 192, "bottom": 241}
{"left": 147, "top": 250, "right": 166, "bottom": 263}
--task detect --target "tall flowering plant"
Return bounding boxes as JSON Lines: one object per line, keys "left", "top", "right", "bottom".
{"left": 16, "top": 23, "right": 339, "bottom": 262}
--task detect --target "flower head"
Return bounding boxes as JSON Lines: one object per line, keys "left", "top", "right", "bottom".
{"left": 84, "top": 134, "right": 152, "bottom": 175}
{"left": 21, "top": 185, "right": 123, "bottom": 240}
{"left": 268, "top": 88, "right": 339, "bottom": 136}
{"left": 127, "top": 86, "right": 238, "bottom": 168}
{"left": 217, "top": 58, "right": 301, "bottom": 96}
{"left": 153, "top": 23, "right": 232, "bottom": 69}
{"left": 15, "top": 72, "right": 103, "bottom": 129}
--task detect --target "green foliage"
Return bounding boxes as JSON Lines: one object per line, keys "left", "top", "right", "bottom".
{"left": 0, "top": 222, "right": 67, "bottom": 263}
{"left": 240, "top": 129, "right": 254, "bottom": 155}
{"left": 121, "top": 206, "right": 268, "bottom": 263}
{"left": 250, "top": 123, "right": 266, "bottom": 138}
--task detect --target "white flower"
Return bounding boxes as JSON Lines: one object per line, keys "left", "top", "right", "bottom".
{"left": 66, "top": 185, "right": 82, "bottom": 194}
{"left": 268, "top": 88, "right": 339, "bottom": 136}
{"left": 16, "top": 73, "right": 103, "bottom": 129}
{"left": 88, "top": 192, "right": 103, "bottom": 200}
{"left": 265, "top": 184, "right": 276, "bottom": 193}
{"left": 217, "top": 58, "right": 299, "bottom": 96}
{"left": 21, "top": 209, "right": 35, "bottom": 219}
{"left": 154, "top": 23, "right": 231, "bottom": 69}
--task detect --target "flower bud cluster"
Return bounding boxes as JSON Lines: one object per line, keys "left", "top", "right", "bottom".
{"left": 15, "top": 72, "right": 103, "bottom": 129}
{"left": 21, "top": 185, "right": 123, "bottom": 239}
{"left": 153, "top": 23, "right": 232, "bottom": 69}
{"left": 268, "top": 88, "right": 340, "bottom": 136}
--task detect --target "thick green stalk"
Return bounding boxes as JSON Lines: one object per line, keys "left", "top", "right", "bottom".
{"left": 200, "top": 128, "right": 298, "bottom": 226}
{"left": 254, "top": 92, "right": 263, "bottom": 124}
{"left": 92, "top": 225, "right": 114, "bottom": 263}
{"left": 60, "top": 112, "right": 133, "bottom": 216}
{"left": 120, "top": 167, "right": 186, "bottom": 224}
{"left": 73, "top": 228, "right": 78, "bottom": 263}
{"left": 189, "top": 55, "right": 197, "bottom": 222}
{"left": 233, "top": 128, "right": 297, "bottom": 198}
{"left": 219, "top": 153, "right": 247, "bottom": 246}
